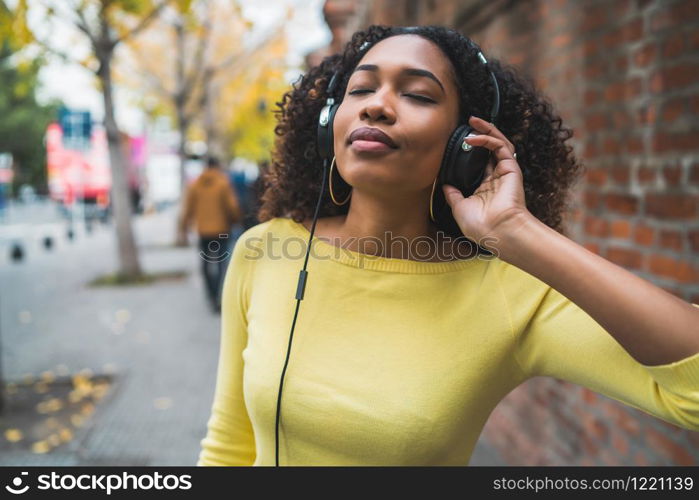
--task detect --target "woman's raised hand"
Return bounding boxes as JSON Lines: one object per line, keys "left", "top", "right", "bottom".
{"left": 441, "top": 116, "right": 530, "bottom": 249}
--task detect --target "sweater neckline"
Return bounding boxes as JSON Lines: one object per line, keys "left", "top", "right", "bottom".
{"left": 282, "top": 217, "right": 485, "bottom": 274}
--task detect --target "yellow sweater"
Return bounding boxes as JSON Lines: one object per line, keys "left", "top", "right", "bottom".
{"left": 196, "top": 217, "right": 699, "bottom": 466}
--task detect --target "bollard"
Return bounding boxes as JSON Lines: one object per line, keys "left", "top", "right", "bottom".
{"left": 10, "top": 243, "right": 24, "bottom": 262}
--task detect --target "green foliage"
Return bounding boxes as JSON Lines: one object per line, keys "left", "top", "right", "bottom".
{"left": 0, "top": 42, "right": 60, "bottom": 194}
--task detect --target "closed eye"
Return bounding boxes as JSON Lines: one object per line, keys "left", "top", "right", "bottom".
{"left": 348, "top": 89, "right": 435, "bottom": 104}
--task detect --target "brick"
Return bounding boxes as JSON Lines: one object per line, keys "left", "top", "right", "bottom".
{"left": 648, "top": 254, "right": 699, "bottom": 283}
{"left": 584, "top": 61, "right": 606, "bottom": 79}
{"left": 584, "top": 215, "right": 609, "bottom": 237}
{"left": 649, "top": 8, "right": 675, "bottom": 33}
{"left": 586, "top": 167, "right": 607, "bottom": 186}
{"left": 646, "top": 193, "right": 697, "bottom": 219}
{"left": 691, "top": 163, "right": 699, "bottom": 184}
{"left": 651, "top": 130, "right": 699, "bottom": 154}
{"left": 600, "top": 448, "right": 623, "bottom": 466}
{"left": 610, "top": 165, "right": 630, "bottom": 184}
{"left": 612, "top": 110, "right": 632, "bottom": 128}
{"left": 650, "top": 63, "right": 699, "bottom": 93}
{"left": 585, "top": 112, "right": 608, "bottom": 132}
{"left": 582, "top": 387, "right": 597, "bottom": 404}
{"left": 633, "top": 224, "right": 655, "bottom": 246}
{"left": 691, "top": 28, "right": 699, "bottom": 50}
{"left": 610, "top": 220, "right": 631, "bottom": 238}
{"left": 633, "top": 43, "right": 656, "bottom": 67}
{"left": 636, "top": 166, "right": 657, "bottom": 184}
{"left": 603, "top": 138, "right": 622, "bottom": 155}
{"left": 615, "top": 54, "right": 628, "bottom": 73}
{"left": 636, "top": 103, "right": 657, "bottom": 125}
{"left": 688, "top": 230, "right": 699, "bottom": 252}
{"left": 613, "top": 0, "right": 632, "bottom": 18}
{"left": 611, "top": 431, "right": 630, "bottom": 456}
{"left": 584, "top": 141, "right": 599, "bottom": 158}
{"left": 581, "top": 6, "right": 608, "bottom": 32}
{"left": 625, "top": 136, "right": 643, "bottom": 155}
{"left": 584, "top": 190, "right": 601, "bottom": 209}
{"left": 582, "top": 38, "right": 599, "bottom": 58}
{"left": 581, "top": 433, "right": 599, "bottom": 456}
{"left": 552, "top": 33, "right": 572, "bottom": 48}
{"left": 661, "top": 97, "right": 684, "bottom": 124}
{"left": 602, "top": 403, "right": 641, "bottom": 436}
{"left": 583, "top": 242, "right": 600, "bottom": 254}
{"left": 658, "top": 229, "right": 683, "bottom": 251}
{"left": 672, "top": 1, "right": 699, "bottom": 23}
{"left": 645, "top": 427, "right": 695, "bottom": 465}
{"left": 662, "top": 32, "right": 685, "bottom": 58}
{"left": 633, "top": 451, "right": 651, "bottom": 466}
{"left": 584, "top": 89, "right": 599, "bottom": 106}
{"left": 623, "top": 17, "right": 643, "bottom": 43}
{"left": 585, "top": 414, "right": 609, "bottom": 440}
{"left": 602, "top": 19, "right": 642, "bottom": 49}
{"left": 606, "top": 246, "right": 642, "bottom": 269}
{"left": 605, "top": 193, "right": 638, "bottom": 215}
{"left": 662, "top": 164, "right": 682, "bottom": 185}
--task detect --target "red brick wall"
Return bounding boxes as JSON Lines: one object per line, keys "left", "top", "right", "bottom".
{"left": 320, "top": 0, "right": 699, "bottom": 465}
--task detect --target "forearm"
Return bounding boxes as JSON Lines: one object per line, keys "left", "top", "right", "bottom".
{"left": 491, "top": 213, "right": 699, "bottom": 366}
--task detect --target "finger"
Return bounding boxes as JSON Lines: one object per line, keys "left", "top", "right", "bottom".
{"left": 442, "top": 184, "right": 464, "bottom": 207}
{"left": 464, "top": 134, "right": 516, "bottom": 164}
{"left": 468, "top": 116, "right": 515, "bottom": 152}
{"left": 483, "top": 162, "right": 495, "bottom": 180}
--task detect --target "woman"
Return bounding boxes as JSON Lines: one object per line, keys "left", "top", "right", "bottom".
{"left": 197, "top": 25, "right": 699, "bottom": 466}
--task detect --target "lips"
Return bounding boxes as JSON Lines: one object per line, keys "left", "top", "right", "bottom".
{"left": 348, "top": 127, "right": 398, "bottom": 149}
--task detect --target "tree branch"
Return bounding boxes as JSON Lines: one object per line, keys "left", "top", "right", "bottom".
{"left": 112, "top": 0, "right": 171, "bottom": 48}
{"left": 32, "top": 35, "right": 92, "bottom": 71}
{"left": 74, "top": 3, "right": 97, "bottom": 47}
{"left": 182, "top": 15, "right": 211, "bottom": 99}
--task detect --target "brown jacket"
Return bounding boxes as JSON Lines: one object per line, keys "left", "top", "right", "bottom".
{"left": 180, "top": 168, "right": 242, "bottom": 237}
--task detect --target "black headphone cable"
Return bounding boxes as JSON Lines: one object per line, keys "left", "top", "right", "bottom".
{"left": 274, "top": 157, "right": 329, "bottom": 466}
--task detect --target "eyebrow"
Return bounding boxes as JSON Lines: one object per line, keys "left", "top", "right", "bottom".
{"left": 352, "top": 64, "right": 445, "bottom": 94}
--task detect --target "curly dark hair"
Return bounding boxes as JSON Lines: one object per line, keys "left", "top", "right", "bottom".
{"left": 258, "top": 24, "right": 585, "bottom": 241}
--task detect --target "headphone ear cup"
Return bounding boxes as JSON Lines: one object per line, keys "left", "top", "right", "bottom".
{"left": 439, "top": 125, "right": 471, "bottom": 183}
{"left": 317, "top": 103, "right": 339, "bottom": 160}
{"left": 430, "top": 125, "right": 469, "bottom": 234}
{"left": 438, "top": 124, "right": 489, "bottom": 196}
{"left": 432, "top": 123, "right": 491, "bottom": 240}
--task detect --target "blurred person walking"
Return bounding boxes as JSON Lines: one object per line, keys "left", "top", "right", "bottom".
{"left": 179, "top": 156, "right": 243, "bottom": 312}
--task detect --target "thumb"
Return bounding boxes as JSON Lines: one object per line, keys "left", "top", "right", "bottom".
{"left": 442, "top": 184, "right": 464, "bottom": 207}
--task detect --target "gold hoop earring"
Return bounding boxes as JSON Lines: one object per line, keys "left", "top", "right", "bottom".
{"left": 429, "top": 177, "right": 438, "bottom": 223}
{"left": 329, "top": 156, "right": 351, "bottom": 206}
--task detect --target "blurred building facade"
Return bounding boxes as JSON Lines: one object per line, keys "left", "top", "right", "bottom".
{"left": 313, "top": 0, "right": 699, "bottom": 466}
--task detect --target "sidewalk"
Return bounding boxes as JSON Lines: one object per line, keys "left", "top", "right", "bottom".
{"left": 0, "top": 206, "right": 221, "bottom": 465}
{"left": 0, "top": 205, "right": 504, "bottom": 466}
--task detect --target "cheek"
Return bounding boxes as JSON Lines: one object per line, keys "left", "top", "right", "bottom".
{"left": 331, "top": 104, "right": 351, "bottom": 151}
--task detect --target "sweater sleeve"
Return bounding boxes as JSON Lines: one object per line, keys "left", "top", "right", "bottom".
{"left": 499, "top": 261, "right": 699, "bottom": 431}
{"left": 197, "top": 234, "right": 256, "bottom": 465}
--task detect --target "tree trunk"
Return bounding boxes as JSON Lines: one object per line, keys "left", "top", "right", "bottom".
{"left": 174, "top": 111, "right": 189, "bottom": 247}
{"left": 99, "top": 54, "right": 143, "bottom": 277}
{"left": 202, "top": 68, "right": 219, "bottom": 159}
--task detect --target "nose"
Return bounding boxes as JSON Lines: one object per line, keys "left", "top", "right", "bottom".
{"left": 360, "top": 89, "right": 396, "bottom": 124}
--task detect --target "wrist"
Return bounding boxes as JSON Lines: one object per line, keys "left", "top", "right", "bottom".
{"left": 483, "top": 210, "right": 541, "bottom": 263}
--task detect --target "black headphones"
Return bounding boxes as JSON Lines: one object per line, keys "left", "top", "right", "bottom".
{"left": 274, "top": 32, "right": 500, "bottom": 466}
